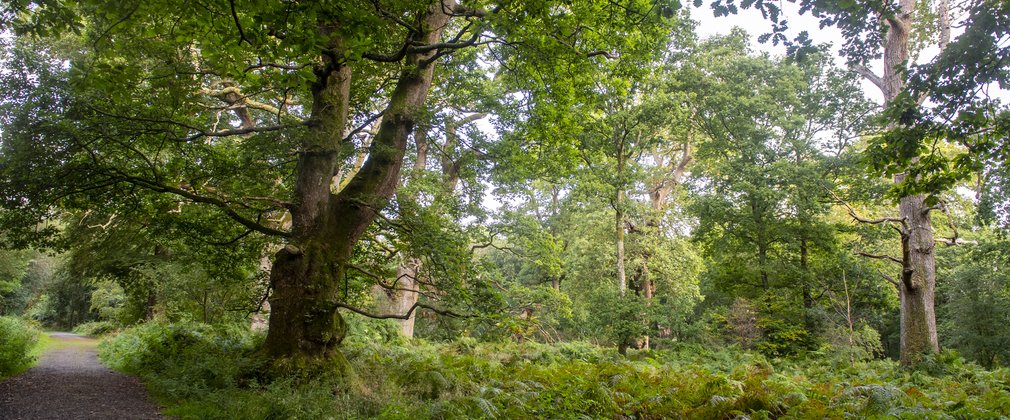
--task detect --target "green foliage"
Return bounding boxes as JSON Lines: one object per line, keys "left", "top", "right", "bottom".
{"left": 0, "top": 316, "right": 40, "bottom": 378}
{"left": 99, "top": 321, "right": 265, "bottom": 399}
{"left": 939, "top": 237, "right": 1010, "bottom": 368}
{"left": 101, "top": 323, "right": 1010, "bottom": 419}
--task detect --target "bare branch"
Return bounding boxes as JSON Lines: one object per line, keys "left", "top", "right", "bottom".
{"left": 826, "top": 186, "right": 906, "bottom": 227}
{"left": 856, "top": 251, "right": 904, "bottom": 266}
{"left": 229, "top": 0, "right": 252, "bottom": 46}
{"left": 586, "top": 50, "right": 618, "bottom": 59}
{"left": 851, "top": 64, "right": 884, "bottom": 92}
{"left": 335, "top": 301, "right": 469, "bottom": 320}
{"left": 876, "top": 269, "right": 899, "bottom": 288}
{"left": 121, "top": 175, "right": 291, "bottom": 237}
{"left": 183, "top": 123, "right": 305, "bottom": 142}
{"left": 343, "top": 110, "right": 385, "bottom": 142}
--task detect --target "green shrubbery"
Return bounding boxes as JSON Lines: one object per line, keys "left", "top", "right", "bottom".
{"left": 0, "top": 316, "right": 41, "bottom": 378}
{"left": 71, "top": 320, "right": 118, "bottom": 337}
{"left": 100, "top": 321, "right": 1010, "bottom": 419}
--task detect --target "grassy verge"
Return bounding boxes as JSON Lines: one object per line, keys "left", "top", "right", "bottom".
{"left": 98, "top": 322, "right": 1010, "bottom": 419}
{"left": 30, "top": 333, "right": 52, "bottom": 360}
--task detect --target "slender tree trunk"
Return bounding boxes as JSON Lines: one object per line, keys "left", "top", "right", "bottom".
{"left": 616, "top": 188, "right": 627, "bottom": 296}
{"left": 263, "top": 4, "right": 450, "bottom": 360}
{"left": 842, "top": 270, "right": 856, "bottom": 367}
{"left": 374, "top": 124, "right": 429, "bottom": 338}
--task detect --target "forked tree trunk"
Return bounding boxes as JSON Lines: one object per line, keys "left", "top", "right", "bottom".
{"left": 263, "top": 4, "right": 450, "bottom": 361}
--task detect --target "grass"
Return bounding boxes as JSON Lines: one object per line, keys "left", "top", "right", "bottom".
{"left": 30, "top": 333, "right": 52, "bottom": 359}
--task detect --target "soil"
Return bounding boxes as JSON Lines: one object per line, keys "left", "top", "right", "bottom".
{"left": 0, "top": 332, "right": 165, "bottom": 420}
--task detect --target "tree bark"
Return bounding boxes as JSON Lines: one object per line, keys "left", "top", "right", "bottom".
{"left": 896, "top": 190, "right": 940, "bottom": 364}
{"left": 263, "top": 3, "right": 450, "bottom": 360}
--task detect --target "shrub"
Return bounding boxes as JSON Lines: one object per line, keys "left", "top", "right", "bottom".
{"left": 72, "top": 320, "right": 117, "bottom": 337}
{"left": 99, "top": 321, "right": 265, "bottom": 400}
{"left": 0, "top": 316, "right": 40, "bottom": 378}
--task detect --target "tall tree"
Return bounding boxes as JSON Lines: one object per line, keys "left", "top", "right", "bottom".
{"left": 0, "top": 0, "right": 676, "bottom": 363}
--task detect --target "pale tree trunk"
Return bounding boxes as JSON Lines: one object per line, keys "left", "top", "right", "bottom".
{"left": 615, "top": 128, "right": 629, "bottom": 297}
{"left": 373, "top": 258, "right": 421, "bottom": 337}
{"left": 885, "top": 0, "right": 941, "bottom": 366}
{"left": 855, "top": 0, "right": 947, "bottom": 365}
{"left": 373, "top": 112, "right": 485, "bottom": 338}
{"left": 372, "top": 124, "right": 427, "bottom": 338}
{"left": 616, "top": 187, "right": 627, "bottom": 297}
{"left": 638, "top": 142, "right": 692, "bottom": 349}
{"left": 263, "top": 4, "right": 451, "bottom": 361}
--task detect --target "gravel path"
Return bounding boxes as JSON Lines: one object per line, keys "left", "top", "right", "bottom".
{"left": 0, "top": 332, "right": 165, "bottom": 420}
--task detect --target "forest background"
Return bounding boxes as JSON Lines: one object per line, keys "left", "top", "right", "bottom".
{"left": 1, "top": 0, "right": 1009, "bottom": 417}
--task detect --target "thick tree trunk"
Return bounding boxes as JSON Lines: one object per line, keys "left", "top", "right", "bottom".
{"left": 879, "top": 0, "right": 941, "bottom": 365}
{"left": 263, "top": 3, "right": 450, "bottom": 361}
{"left": 897, "top": 189, "right": 940, "bottom": 364}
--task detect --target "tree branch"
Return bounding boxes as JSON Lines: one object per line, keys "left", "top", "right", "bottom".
{"left": 876, "top": 269, "right": 899, "bottom": 288}
{"left": 335, "top": 301, "right": 469, "bottom": 320}
{"left": 120, "top": 175, "right": 291, "bottom": 237}
{"left": 183, "top": 123, "right": 305, "bottom": 142}
{"left": 229, "top": 0, "right": 252, "bottom": 46}
{"left": 851, "top": 64, "right": 884, "bottom": 92}
{"left": 856, "top": 251, "right": 903, "bottom": 266}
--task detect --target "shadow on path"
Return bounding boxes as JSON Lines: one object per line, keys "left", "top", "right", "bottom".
{"left": 0, "top": 332, "right": 164, "bottom": 420}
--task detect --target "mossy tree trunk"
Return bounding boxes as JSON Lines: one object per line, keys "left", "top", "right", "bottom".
{"left": 263, "top": 4, "right": 450, "bottom": 360}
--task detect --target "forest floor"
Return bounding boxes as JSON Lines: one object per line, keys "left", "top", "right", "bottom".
{"left": 0, "top": 332, "right": 164, "bottom": 420}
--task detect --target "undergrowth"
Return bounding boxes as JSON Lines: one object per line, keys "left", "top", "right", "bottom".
{"left": 72, "top": 320, "right": 118, "bottom": 337}
{"left": 99, "top": 322, "right": 1010, "bottom": 419}
{"left": 0, "top": 316, "right": 41, "bottom": 379}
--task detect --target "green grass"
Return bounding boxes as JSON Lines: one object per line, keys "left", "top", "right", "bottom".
{"left": 30, "top": 333, "right": 52, "bottom": 359}
{"left": 98, "top": 322, "right": 1010, "bottom": 419}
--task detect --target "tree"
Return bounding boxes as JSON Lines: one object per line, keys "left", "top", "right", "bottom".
{"left": 688, "top": 33, "right": 874, "bottom": 355}
{"left": 0, "top": 0, "right": 677, "bottom": 364}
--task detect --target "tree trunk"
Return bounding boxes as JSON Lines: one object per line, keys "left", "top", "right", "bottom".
{"left": 373, "top": 257, "right": 421, "bottom": 337}
{"left": 897, "top": 191, "right": 940, "bottom": 364}
{"left": 615, "top": 188, "right": 627, "bottom": 296}
{"left": 263, "top": 4, "right": 450, "bottom": 361}
{"left": 879, "top": 0, "right": 941, "bottom": 365}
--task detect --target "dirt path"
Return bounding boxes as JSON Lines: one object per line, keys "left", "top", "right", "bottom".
{"left": 0, "top": 332, "right": 164, "bottom": 420}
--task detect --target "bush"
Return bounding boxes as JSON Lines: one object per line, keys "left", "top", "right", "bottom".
{"left": 0, "top": 316, "right": 41, "bottom": 378}
{"left": 99, "top": 321, "right": 265, "bottom": 400}
{"left": 72, "top": 320, "right": 117, "bottom": 337}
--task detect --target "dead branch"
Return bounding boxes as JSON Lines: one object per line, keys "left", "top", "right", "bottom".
{"left": 855, "top": 251, "right": 904, "bottom": 266}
